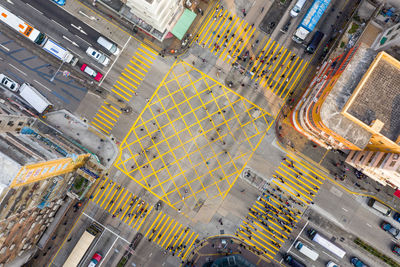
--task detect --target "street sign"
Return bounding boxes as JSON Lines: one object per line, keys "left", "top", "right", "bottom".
{"left": 63, "top": 70, "right": 70, "bottom": 77}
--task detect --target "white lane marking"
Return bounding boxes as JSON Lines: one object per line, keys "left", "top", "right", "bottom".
{"left": 342, "top": 207, "right": 348, "bottom": 212}
{"left": 71, "top": 24, "right": 88, "bottom": 35}
{"left": 99, "top": 36, "right": 131, "bottom": 86}
{"left": 6, "top": 0, "right": 14, "bottom": 4}
{"left": 287, "top": 221, "right": 309, "bottom": 254}
{"left": 78, "top": 10, "right": 96, "bottom": 21}
{"left": 322, "top": 251, "right": 331, "bottom": 257}
{"left": 99, "top": 236, "right": 118, "bottom": 267}
{"left": 0, "top": 44, "right": 10, "bottom": 52}
{"left": 75, "top": 34, "right": 91, "bottom": 46}
{"left": 34, "top": 80, "right": 51, "bottom": 92}
{"left": 9, "top": 64, "right": 27, "bottom": 76}
{"left": 26, "top": 3, "right": 43, "bottom": 15}
{"left": 148, "top": 253, "right": 152, "bottom": 258}
{"left": 62, "top": 35, "right": 79, "bottom": 47}
{"left": 366, "top": 223, "right": 372, "bottom": 228}
{"left": 51, "top": 19, "right": 68, "bottom": 32}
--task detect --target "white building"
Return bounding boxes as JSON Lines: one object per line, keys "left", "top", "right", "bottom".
{"left": 125, "top": 0, "right": 184, "bottom": 40}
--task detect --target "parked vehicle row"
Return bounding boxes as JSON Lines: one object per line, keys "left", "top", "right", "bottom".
{"left": 0, "top": 4, "right": 121, "bottom": 82}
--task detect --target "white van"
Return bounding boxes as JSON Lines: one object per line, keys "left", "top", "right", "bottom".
{"left": 290, "top": 0, "right": 307, "bottom": 17}
{"left": 295, "top": 241, "right": 319, "bottom": 261}
{"left": 326, "top": 261, "right": 339, "bottom": 267}
{"left": 367, "top": 198, "right": 392, "bottom": 216}
{"left": 97, "top": 36, "right": 120, "bottom": 55}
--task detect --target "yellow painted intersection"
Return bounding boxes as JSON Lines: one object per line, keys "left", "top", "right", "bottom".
{"left": 196, "top": 5, "right": 308, "bottom": 99}
{"left": 90, "top": 44, "right": 157, "bottom": 135}
{"left": 114, "top": 61, "right": 273, "bottom": 210}
{"left": 235, "top": 154, "right": 327, "bottom": 259}
{"left": 92, "top": 177, "right": 198, "bottom": 260}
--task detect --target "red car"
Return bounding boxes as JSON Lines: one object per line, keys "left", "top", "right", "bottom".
{"left": 88, "top": 252, "right": 102, "bottom": 267}
{"left": 80, "top": 64, "right": 103, "bottom": 81}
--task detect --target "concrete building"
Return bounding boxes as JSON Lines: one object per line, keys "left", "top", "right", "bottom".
{"left": 292, "top": 43, "right": 400, "bottom": 187}
{"left": 0, "top": 99, "right": 104, "bottom": 266}
{"left": 122, "top": 0, "right": 185, "bottom": 40}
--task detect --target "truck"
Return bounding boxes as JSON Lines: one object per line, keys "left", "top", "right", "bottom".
{"left": 42, "top": 38, "right": 78, "bottom": 65}
{"left": 18, "top": 83, "right": 52, "bottom": 114}
{"left": 292, "top": 0, "right": 331, "bottom": 43}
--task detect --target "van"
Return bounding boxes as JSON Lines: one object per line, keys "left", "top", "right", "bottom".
{"left": 306, "top": 31, "right": 324, "bottom": 53}
{"left": 326, "top": 260, "right": 339, "bottom": 267}
{"left": 97, "top": 36, "right": 120, "bottom": 55}
{"left": 367, "top": 198, "right": 392, "bottom": 216}
{"left": 295, "top": 241, "right": 319, "bottom": 261}
{"left": 284, "top": 254, "right": 306, "bottom": 267}
{"left": 86, "top": 47, "right": 110, "bottom": 66}
{"left": 290, "top": 0, "right": 307, "bottom": 17}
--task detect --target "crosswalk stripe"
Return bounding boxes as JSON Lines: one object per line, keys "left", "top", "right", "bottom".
{"left": 94, "top": 177, "right": 108, "bottom": 200}
{"left": 278, "top": 166, "right": 316, "bottom": 193}
{"left": 96, "top": 180, "right": 111, "bottom": 204}
{"left": 168, "top": 224, "right": 182, "bottom": 248}
{"left": 231, "top": 26, "right": 256, "bottom": 64}
{"left": 199, "top": 8, "right": 221, "bottom": 44}
{"left": 211, "top": 13, "right": 232, "bottom": 53}
{"left": 125, "top": 67, "right": 143, "bottom": 82}
{"left": 117, "top": 193, "right": 131, "bottom": 218}
{"left": 129, "top": 59, "right": 148, "bottom": 73}
{"left": 222, "top": 19, "right": 244, "bottom": 61}
{"left": 112, "top": 190, "right": 128, "bottom": 214}
{"left": 182, "top": 233, "right": 198, "bottom": 259}
{"left": 93, "top": 117, "right": 113, "bottom": 130}
{"left": 112, "top": 88, "right": 130, "bottom": 101}
{"left": 90, "top": 121, "right": 110, "bottom": 134}
{"left": 161, "top": 221, "right": 178, "bottom": 248}
{"left": 145, "top": 212, "right": 162, "bottom": 237}
{"left": 207, "top": 10, "right": 228, "bottom": 48}
{"left": 136, "top": 205, "right": 153, "bottom": 232}
{"left": 95, "top": 114, "right": 115, "bottom": 127}
{"left": 132, "top": 56, "right": 150, "bottom": 69}
{"left": 141, "top": 43, "right": 158, "bottom": 55}
{"left": 106, "top": 187, "right": 119, "bottom": 211}
{"left": 117, "top": 80, "right": 136, "bottom": 94}
{"left": 158, "top": 219, "right": 173, "bottom": 245}
{"left": 178, "top": 231, "right": 195, "bottom": 257}
{"left": 136, "top": 52, "right": 153, "bottom": 64}
{"left": 138, "top": 47, "right": 156, "bottom": 60}
{"left": 119, "top": 76, "right": 139, "bottom": 90}
{"left": 98, "top": 110, "right": 117, "bottom": 122}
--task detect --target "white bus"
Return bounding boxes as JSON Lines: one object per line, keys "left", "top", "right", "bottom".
{"left": 308, "top": 229, "right": 346, "bottom": 258}
{"left": 63, "top": 230, "right": 96, "bottom": 267}
{"left": 0, "top": 5, "right": 47, "bottom": 45}
{"left": 42, "top": 39, "right": 74, "bottom": 63}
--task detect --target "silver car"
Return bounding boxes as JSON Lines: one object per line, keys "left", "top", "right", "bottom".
{"left": 0, "top": 74, "right": 19, "bottom": 92}
{"left": 86, "top": 47, "right": 110, "bottom": 66}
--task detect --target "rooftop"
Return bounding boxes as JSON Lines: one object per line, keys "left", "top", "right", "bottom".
{"left": 345, "top": 52, "right": 400, "bottom": 142}
{"left": 320, "top": 43, "right": 375, "bottom": 149}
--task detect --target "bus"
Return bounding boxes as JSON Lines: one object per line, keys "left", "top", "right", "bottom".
{"left": 63, "top": 224, "right": 102, "bottom": 267}
{"left": 308, "top": 229, "right": 346, "bottom": 258}
{"left": 0, "top": 5, "right": 47, "bottom": 45}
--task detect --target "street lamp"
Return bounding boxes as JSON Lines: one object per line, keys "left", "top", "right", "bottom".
{"left": 50, "top": 59, "right": 66, "bottom": 82}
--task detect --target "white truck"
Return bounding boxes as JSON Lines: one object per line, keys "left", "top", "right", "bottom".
{"left": 42, "top": 39, "right": 78, "bottom": 65}
{"left": 18, "top": 83, "right": 52, "bottom": 114}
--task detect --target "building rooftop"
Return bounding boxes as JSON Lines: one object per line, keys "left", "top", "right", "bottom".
{"left": 345, "top": 52, "right": 400, "bottom": 142}
{"left": 320, "top": 44, "right": 375, "bottom": 149}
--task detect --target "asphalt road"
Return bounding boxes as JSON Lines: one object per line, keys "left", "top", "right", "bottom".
{"left": 2, "top": 0, "right": 110, "bottom": 70}
{"left": 0, "top": 30, "right": 88, "bottom": 112}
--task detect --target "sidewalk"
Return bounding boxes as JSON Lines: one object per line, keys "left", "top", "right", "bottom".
{"left": 44, "top": 109, "right": 118, "bottom": 169}
{"left": 275, "top": 115, "right": 399, "bottom": 212}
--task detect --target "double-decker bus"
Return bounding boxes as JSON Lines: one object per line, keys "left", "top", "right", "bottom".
{"left": 0, "top": 5, "right": 47, "bottom": 45}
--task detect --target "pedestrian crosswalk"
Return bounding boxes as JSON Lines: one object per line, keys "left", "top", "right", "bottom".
{"left": 196, "top": 5, "right": 308, "bottom": 99}
{"left": 90, "top": 44, "right": 157, "bottom": 135}
{"left": 235, "top": 154, "right": 326, "bottom": 259}
{"left": 92, "top": 177, "right": 198, "bottom": 260}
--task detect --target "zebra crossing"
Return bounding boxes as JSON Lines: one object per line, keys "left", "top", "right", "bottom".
{"left": 92, "top": 177, "right": 198, "bottom": 260}
{"left": 235, "top": 154, "right": 326, "bottom": 259}
{"left": 90, "top": 44, "right": 157, "bottom": 135}
{"left": 196, "top": 5, "right": 308, "bottom": 99}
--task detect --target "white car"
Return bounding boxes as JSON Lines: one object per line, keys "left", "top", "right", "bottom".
{"left": 0, "top": 74, "right": 19, "bottom": 92}
{"left": 86, "top": 47, "right": 110, "bottom": 66}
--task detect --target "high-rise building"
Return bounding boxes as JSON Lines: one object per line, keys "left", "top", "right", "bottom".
{"left": 123, "top": 0, "right": 185, "bottom": 40}
{"left": 293, "top": 43, "right": 400, "bottom": 187}
{"left": 0, "top": 100, "right": 100, "bottom": 265}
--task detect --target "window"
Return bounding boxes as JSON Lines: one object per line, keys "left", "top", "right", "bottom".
{"left": 390, "top": 34, "right": 398, "bottom": 41}
{"left": 390, "top": 160, "right": 397, "bottom": 167}
{"left": 397, "top": 25, "right": 400, "bottom": 30}
{"left": 18, "top": 121, "right": 24, "bottom": 126}
{"left": 367, "top": 152, "right": 377, "bottom": 164}
{"left": 387, "top": 29, "right": 393, "bottom": 36}
{"left": 7, "top": 121, "right": 14, "bottom": 126}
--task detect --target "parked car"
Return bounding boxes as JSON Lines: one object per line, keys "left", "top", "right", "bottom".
{"left": 80, "top": 64, "right": 103, "bottom": 81}
{"left": 381, "top": 221, "right": 400, "bottom": 239}
{"left": 51, "top": 0, "right": 66, "bottom": 5}
{"left": 0, "top": 74, "right": 19, "bottom": 92}
{"left": 351, "top": 257, "right": 367, "bottom": 267}
{"left": 88, "top": 252, "right": 102, "bottom": 267}
{"left": 86, "top": 47, "right": 110, "bottom": 66}
{"left": 326, "top": 261, "right": 338, "bottom": 267}
{"left": 393, "top": 244, "right": 400, "bottom": 256}
{"left": 393, "top": 212, "right": 400, "bottom": 222}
